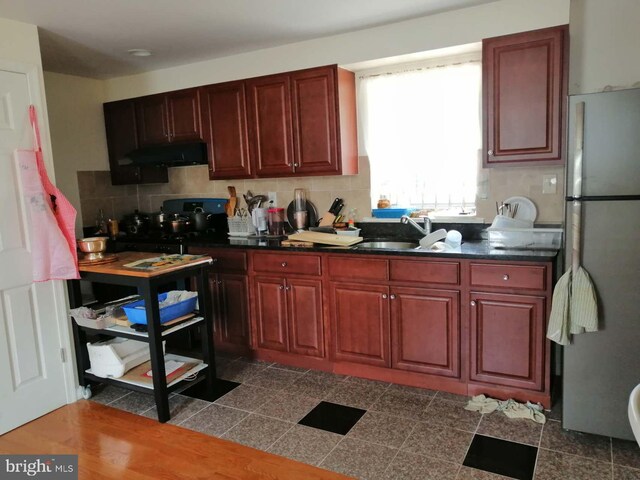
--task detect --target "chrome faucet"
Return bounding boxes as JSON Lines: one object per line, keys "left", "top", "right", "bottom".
{"left": 400, "top": 215, "right": 432, "bottom": 236}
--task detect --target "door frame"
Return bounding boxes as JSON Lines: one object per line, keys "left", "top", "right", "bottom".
{"left": 0, "top": 58, "right": 78, "bottom": 404}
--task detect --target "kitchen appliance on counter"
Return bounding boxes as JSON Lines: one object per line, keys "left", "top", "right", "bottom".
{"left": 562, "top": 88, "right": 640, "bottom": 440}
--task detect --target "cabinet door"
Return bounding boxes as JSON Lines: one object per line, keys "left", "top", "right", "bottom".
{"left": 201, "top": 82, "right": 252, "bottom": 178}
{"left": 286, "top": 278, "right": 324, "bottom": 358}
{"left": 166, "top": 88, "right": 203, "bottom": 143}
{"left": 290, "top": 66, "right": 339, "bottom": 175}
{"left": 330, "top": 283, "right": 390, "bottom": 367}
{"left": 246, "top": 74, "right": 295, "bottom": 176}
{"left": 136, "top": 94, "right": 169, "bottom": 147}
{"left": 217, "top": 274, "right": 250, "bottom": 348}
{"left": 103, "top": 101, "right": 168, "bottom": 185}
{"left": 470, "top": 292, "right": 545, "bottom": 390}
{"left": 483, "top": 25, "right": 567, "bottom": 165}
{"left": 391, "top": 287, "right": 460, "bottom": 378}
{"left": 253, "top": 276, "right": 288, "bottom": 352}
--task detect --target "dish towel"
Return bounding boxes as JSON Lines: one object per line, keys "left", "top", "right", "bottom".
{"left": 547, "top": 267, "right": 598, "bottom": 345}
{"left": 465, "top": 394, "right": 546, "bottom": 424}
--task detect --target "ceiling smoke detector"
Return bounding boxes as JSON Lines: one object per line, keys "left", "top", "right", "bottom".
{"left": 127, "top": 49, "right": 152, "bottom": 57}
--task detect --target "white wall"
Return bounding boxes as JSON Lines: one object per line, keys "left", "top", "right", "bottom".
{"left": 104, "top": 0, "right": 570, "bottom": 101}
{"left": 569, "top": 0, "right": 640, "bottom": 94}
{"left": 43, "top": 72, "right": 109, "bottom": 233}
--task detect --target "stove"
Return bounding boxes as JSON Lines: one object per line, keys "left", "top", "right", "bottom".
{"left": 113, "top": 197, "right": 229, "bottom": 254}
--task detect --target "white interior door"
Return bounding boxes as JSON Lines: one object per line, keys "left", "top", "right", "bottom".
{"left": 0, "top": 67, "right": 69, "bottom": 434}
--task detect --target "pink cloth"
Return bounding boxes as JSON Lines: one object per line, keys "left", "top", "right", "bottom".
{"left": 15, "top": 106, "right": 79, "bottom": 281}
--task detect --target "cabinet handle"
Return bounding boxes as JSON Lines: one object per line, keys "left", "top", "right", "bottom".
{"left": 488, "top": 149, "right": 494, "bottom": 156}
{"left": 470, "top": 300, "right": 477, "bottom": 306}
{"left": 212, "top": 258, "right": 218, "bottom": 263}
{"left": 279, "top": 285, "right": 285, "bottom": 290}
{"left": 390, "top": 294, "right": 396, "bottom": 300}
{"left": 281, "top": 262, "right": 287, "bottom": 267}
{"left": 293, "top": 162, "right": 299, "bottom": 168}
{"left": 285, "top": 286, "right": 291, "bottom": 291}
{"left": 217, "top": 280, "right": 222, "bottom": 285}
{"left": 503, "top": 274, "right": 509, "bottom": 281}
{"left": 382, "top": 294, "right": 388, "bottom": 299}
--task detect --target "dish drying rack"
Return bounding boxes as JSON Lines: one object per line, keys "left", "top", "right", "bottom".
{"left": 227, "top": 211, "right": 255, "bottom": 236}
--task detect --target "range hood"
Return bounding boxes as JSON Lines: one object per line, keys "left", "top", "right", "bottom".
{"left": 120, "top": 142, "right": 208, "bottom": 167}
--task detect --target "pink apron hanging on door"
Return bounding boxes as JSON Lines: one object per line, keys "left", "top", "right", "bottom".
{"left": 15, "top": 105, "right": 79, "bottom": 281}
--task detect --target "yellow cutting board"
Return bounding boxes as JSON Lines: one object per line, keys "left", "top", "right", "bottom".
{"left": 288, "top": 232, "right": 363, "bottom": 246}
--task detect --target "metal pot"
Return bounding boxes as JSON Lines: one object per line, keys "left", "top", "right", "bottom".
{"left": 121, "top": 210, "right": 149, "bottom": 235}
{"left": 149, "top": 207, "right": 173, "bottom": 231}
{"left": 164, "top": 216, "right": 192, "bottom": 234}
{"left": 190, "top": 207, "right": 213, "bottom": 231}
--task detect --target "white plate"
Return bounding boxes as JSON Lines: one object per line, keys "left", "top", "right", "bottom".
{"left": 504, "top": 196, "right": 537, "bottom": 223}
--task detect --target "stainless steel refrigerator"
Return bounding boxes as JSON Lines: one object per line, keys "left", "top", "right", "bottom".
{"left": 563, "top": 88, "right": 640, "bottom": 440}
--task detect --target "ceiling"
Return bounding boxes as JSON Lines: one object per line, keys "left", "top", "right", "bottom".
{"left": 0, "top": 0, "right": 495, "bottom": 79}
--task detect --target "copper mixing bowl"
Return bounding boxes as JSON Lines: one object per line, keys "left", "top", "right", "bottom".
{"left": 77, "top": 237, "right": 108, "bottom": 260}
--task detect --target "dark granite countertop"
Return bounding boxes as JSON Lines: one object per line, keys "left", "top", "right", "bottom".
{"left": 185, "top": 235, "right": 559, "bottom": 262}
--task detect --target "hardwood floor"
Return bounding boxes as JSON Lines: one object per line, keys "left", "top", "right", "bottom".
{"left": 0, "top": 401, "right": 349, "bottom": 480}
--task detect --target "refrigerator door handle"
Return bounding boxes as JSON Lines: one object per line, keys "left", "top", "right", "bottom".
{"left": 571, "top": 102, "right": 586, "bottom": 274}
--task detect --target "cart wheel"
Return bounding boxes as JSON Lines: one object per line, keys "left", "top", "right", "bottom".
{"left": 81, "top": 385, "right": 92, "bottom": 400}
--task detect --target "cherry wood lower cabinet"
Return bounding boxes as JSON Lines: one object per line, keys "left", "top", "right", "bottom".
{"left": 252, "top": 275, "right": 324, "bottom": 358}
{"left": 330, "top": 282, "right": 390, "bottom": 367}
{"left": 391, "top": 287, "right": 460, "bottom": 378}
{"left": 469, "top": 291, "right": 546, "bottom": 391}
{"left": 214, "top": 274, "right": 251, "bottom": 350}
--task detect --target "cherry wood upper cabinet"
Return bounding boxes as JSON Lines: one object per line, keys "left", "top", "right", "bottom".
{"left": 483, "top": 25, "right": 568, "bottom": 166}
{"left": 103, "top": 100, "right": 168, "bottom": 185}
{"left": 136, "top": 89, "right": 203, "bottom": 147}
{"left": 245, "top": 65, "right": 358, "bottom": 177}
{"left": 290, "top": 67, "right": 339, "bottom": 175}
{"left": 246, "top": 74, "right": 296, "bottom": 177}
{"left": 166, "top": 88, "right": 203, "bottom": 144}
{"left": 200, "top": 81, "right": 252, "bottom": 179}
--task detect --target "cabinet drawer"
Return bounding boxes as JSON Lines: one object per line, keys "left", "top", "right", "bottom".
{"left": 470, "top": 263, "right": 546, "bottom": 291}
{"left": 189, "top": 247, "right": 247, "bottom": 273}
{"left": 253, "top": 253, "right": 321, "bottom": 276}
{"left": 390, "top": 259, "right": 459, "bottom": 285}
{"left": 327, "top": 255, "right": 388, "bottom": 281}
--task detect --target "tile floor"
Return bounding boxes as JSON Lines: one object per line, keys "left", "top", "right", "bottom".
{"left": 90, "top": 355, "right": 640, "bottom": 480}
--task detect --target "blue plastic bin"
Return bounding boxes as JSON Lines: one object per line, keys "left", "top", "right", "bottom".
{"left": 123, "top": 293, "right": 197, "bottom": 325}
{"left": 372, "top": 208, "right": 414, "bottom": 218}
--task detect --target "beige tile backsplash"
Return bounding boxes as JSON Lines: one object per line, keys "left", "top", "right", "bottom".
{"left": 78, "top": 156, "right": 565, "bottom": 228}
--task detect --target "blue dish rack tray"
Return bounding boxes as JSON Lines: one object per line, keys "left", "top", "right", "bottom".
{"left": 372, "top": 208, "right": 414, "bottom": 218}
{"left": 123, "top": 293, "right": 198, "bottom": 325}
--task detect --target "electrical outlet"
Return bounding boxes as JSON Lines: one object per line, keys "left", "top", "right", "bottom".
{"left": 267, "top": 192, "right": 277, "bottom": 206}
{"left": 542, "top": 174, "right": 557, "bottom": 194}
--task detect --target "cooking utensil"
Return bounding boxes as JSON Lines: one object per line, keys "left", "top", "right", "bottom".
{"left": 504, "top": 196, "right": 537, "bottom": 222}
{"left": 164, "top": 216, "right": 192, "bottom": 234}
{"left": 190, "top": 207, "right": 213, "bottom": 231}
{"left": 121, "top": 210, "right": 149, "bottom": 235}
{"left": 226, "top": 186, "right": 237, "bottom": 218}
{"left": 149, "top": 207, "right": 173, "bottom": 231}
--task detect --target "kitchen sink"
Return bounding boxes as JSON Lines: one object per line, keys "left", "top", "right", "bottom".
{"left": 355, "top": 241, "right": 419, "bottom": 250}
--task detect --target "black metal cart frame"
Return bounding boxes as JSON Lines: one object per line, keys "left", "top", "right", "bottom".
{"left": 68, "top": 261, "right": 216, "bottom": 423}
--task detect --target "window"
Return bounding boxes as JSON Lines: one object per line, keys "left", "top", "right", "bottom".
{"left": 358, "top": 55, "right": 481, "bottom": 213}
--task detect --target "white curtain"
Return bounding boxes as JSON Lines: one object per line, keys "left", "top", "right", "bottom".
{"left": 359, "top": 61, "right": 481, "bottom": 211}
